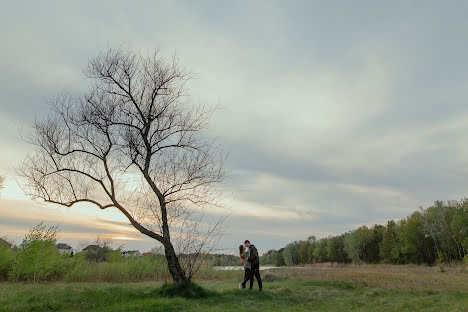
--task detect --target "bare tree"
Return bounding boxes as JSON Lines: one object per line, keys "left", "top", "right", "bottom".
{"left": 0, "top": 175, "right": 4, "bottom": 193}
{"left": 17, "top": 48, "right": 226, "bottom": 284}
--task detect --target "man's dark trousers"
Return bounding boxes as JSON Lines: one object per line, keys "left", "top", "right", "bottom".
{"left": 249, "top": 263, "right": 262, "bottom": 290}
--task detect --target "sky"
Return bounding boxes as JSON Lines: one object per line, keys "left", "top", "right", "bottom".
{"left": 1, "top": 1, "right": 468, "bottom": 254}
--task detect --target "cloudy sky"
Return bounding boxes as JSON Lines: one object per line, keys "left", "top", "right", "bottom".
{"left": 1, "top": 1, "right": 468, "bottom": 254}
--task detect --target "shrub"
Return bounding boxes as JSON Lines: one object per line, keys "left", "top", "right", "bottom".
{"left": 156, "top": 280, "right": 212, "bottom": 298}
{"left": 63, "top": 255, "right": 92, "bottom": 282}
{"left": 275, "top": 249, "right": 285, "bottom": 266}
{"left": 64, "top": 253, "right": 169, "bottom": 282}
{"left": 9, "top": 223, "right": 69, "bottom": 282}
{"left": 10, "top": 240, "right": 69, "bottom": 282}
{"left": 0, "top": 245, "right": 14, "bottom": 280}
{"left": 263, "top": 271, "right": 277, "bottom": 282}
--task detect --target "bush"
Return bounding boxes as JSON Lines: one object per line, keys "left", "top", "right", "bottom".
{"left": 263, "top": 271, "right": 277, "bottom": 282}
{"left": 275, "top": 249, "right": 285, "bottom": 266}
{"left": 63, "top": 255, "right": 92, "bottom": 282}
{"left": 10, "top": 240, "right": 69, "bottom": 282}
{"left": 156, "top": 280, "right": 212, "bottom": 299}
{"left": 0, "top": 245, "right": 14, "bottom": 280}
{"left": 0, "top": 223, "right": 174, "bottom": 283}
{"left": 64, "top": 253, "right": 169, "bottom": 282}
{"left": 8, "top": 223, "right": 70, "bottom": 282}
{"left": 283, "top": 242, "right": 300, "bottom": 266}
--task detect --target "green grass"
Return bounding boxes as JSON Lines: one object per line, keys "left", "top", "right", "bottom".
{"left": 1, "top": 265, "right": 468, "bottom": 311}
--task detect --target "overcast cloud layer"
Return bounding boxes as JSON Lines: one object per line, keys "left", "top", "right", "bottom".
{"left": 1, "top": 1, "right": 468, "bottom": 253}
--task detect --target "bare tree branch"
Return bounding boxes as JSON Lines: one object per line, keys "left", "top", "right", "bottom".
{"left": 18, "top": 47, "right": 226, "bottom": 284}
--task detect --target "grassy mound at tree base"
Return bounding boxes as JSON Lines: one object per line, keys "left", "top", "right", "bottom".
{"left": 156, "top": 280, "right": 213, "bottom": 299}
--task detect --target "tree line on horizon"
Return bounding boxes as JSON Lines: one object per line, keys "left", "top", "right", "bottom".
{"left": 261, "top": 199, "right": 468, "bottom": 266}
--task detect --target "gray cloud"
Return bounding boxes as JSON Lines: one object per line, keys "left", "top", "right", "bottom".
{"left": 2, "top": 1, "right": 468, "bottom": 253}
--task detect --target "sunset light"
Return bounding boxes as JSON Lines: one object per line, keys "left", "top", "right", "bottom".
{"left": 1, "top": 2, "right": 468, "bottom": 310}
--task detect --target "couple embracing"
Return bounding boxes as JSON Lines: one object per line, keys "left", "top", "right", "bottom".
{"left": 239, "top": 240, "right": 262, "bottom": 291}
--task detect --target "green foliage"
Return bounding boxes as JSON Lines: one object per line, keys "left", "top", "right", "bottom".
{"left": 421, "top": 202, "right": 460, "bottom": 263}
{"left": 343, "top": 233, "right": 359, "bottom": 263}
{"left": 369, "top": 225, "right": 384, "bottom": 261}
{"left": 0, "top": 222, "right": 174, "bottom": 283}
{"left": 380, "top": 220, "right": 399, "bottom": 263}
{"left": 209, "top": 254, "right": 240, "bottom": 266}
{"left": 261, "top": 249, "right": 278, "bottom": 265}
{"left": 9, "top": 222, "right": 69, "bottom": 282}
{"left": 0, "top": 243, "right": 14, "bottom": 280}
{"left": 298, "top": 241, "right": 310, "bottom": 264}
{"left": 326, "top": 235, "right": 347, "bottom": 262}
{"left": 10, "top": 240, "right": 69, "bottom": 282}
{"left": 283, "top": 241, "right": 300, "bottom": 266}
{"left": 398, "top": 212, "right": 434, "bottom": 264}
{"left": 63, "top": 254, "right": 93, "bottom": 282}
{"left": 342, "top": 225, "right": 382, "bottom": 264}
{"left": 64, "top": 253, "right": 169, "bottom": 282}
{"left": 108, "top": 249, "right": 123, "bottom": 263}
{"left": 275, "top": 248, "right": 286, "bottom": 266}
{"left": 313, "top": 239, "right": 328, "bottom": 262}
{"left": 307, "top": 242, "right": 315, "bottom": 262}
{"left": 274, "top": 199, "right": 468, "bottom": 266}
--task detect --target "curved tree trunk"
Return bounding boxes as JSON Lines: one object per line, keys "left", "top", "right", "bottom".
{"left": 163, "top": 240, "right": 187, "bottom": 284}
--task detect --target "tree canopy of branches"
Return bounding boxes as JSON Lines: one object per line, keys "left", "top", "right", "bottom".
{"left": 18, "top": 48, "right": 225, "bottom": 284}
{"left": 0, "top": 175, "right": 4, "bottom": 193}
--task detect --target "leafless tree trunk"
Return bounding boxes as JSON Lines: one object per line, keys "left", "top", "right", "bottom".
{"left": 17, "top": 48, "right": 226, "bottom": 284}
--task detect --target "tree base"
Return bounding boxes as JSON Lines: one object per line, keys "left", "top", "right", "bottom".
{"left": 156, "top": 280, "right": 212, "bottom": 299}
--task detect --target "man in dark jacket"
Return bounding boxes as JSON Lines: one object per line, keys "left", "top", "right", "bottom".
{"left": 244, "top": 240, "right": 262, "bottom": 291}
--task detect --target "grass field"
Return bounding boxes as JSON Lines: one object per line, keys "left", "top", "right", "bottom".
{"left": 1, "top": 264, "right": 467, "bottom": 311}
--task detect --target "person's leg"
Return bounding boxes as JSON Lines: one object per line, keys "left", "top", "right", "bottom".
{"left": 254, "top": 264, "right": 262, "bottom": 290}
{"left": 241, "top": 269, "right": 251, "bottom": 287}
{"left": 249, "top": 267, "right": 255, "bottom": 289}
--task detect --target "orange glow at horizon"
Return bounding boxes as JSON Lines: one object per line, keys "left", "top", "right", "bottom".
{"left": 112, "top": 236, "right": 139, "bottom": 241}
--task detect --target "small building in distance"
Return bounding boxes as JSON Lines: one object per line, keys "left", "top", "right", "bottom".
{"left": 56, "top": 243, "right": 74, "bottom": 255}
{"left": 82, "top": 244, "right": 102, "bottom": 253}
{"left": 81, "top": 244, "right": 107, "bottom": 262}
{"left": 122, "top": 250, "right": 142, "bottom": 258}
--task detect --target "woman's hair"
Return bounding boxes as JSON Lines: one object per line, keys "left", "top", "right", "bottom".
{"left": 239, "top": 245, "right": 245, "bottom": 262}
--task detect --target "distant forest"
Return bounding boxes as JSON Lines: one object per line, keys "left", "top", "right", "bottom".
{"left": 261, "top": 199, "right": 468, "bottom": 266}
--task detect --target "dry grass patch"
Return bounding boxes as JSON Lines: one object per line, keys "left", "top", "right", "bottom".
{"left": 268, "top": 264, "right": 468, "bottom": 292}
